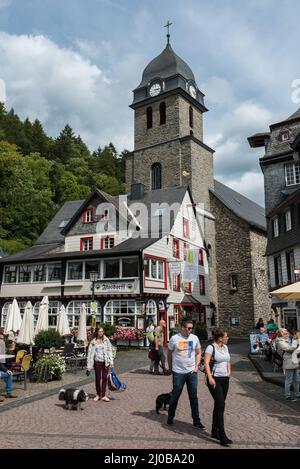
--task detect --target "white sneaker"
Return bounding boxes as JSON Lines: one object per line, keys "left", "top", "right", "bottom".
{"left": 93, "top": 395, "right": 100, "bottom": 401}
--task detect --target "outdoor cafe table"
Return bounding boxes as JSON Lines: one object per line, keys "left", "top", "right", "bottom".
{"left": 0, "top": 355, "right": 15, "bottom": 360}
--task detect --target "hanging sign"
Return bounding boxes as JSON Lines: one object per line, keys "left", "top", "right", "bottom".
{"left": 182, "top": 248, "right": 199, "bottom": 282}
{"left": 169, "top": 261, "right": 182, "bottom": 276}
{"left": 90, "top": 302, "right": 98, "bottom": 314}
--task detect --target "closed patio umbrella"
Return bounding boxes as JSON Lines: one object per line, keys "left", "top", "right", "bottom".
{"left": 77, "top": 303, "right": 87, "bottom": 342}
{"left": 271, "top": 281, "right": 300, "bottom": 300}
{"left": 35, "top": 295, "right": 49, "bottom": 335}
{"left": 18, "top": 301, "right": 35, "bottom": 345}
{"left": 4, "top": 299, "right": 22, "bottom": 334}
{"left": 4, "top": 303, "right": 12, "bottom": 335}
{"left": 57, "top": 305, "right": 70, "bottom": 337}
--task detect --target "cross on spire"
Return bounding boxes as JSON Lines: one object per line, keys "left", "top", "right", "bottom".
{"left": 164, "top": 20, "right": 173, "bottom": 44}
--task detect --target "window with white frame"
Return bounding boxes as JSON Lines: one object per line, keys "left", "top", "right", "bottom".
{"left": 85, "top": 260, "right": 100, "bottom": 280}
{"left": 272, "top": 216, "right": 279, "bottom": 238}
{"left": 103, "top": 259, "right": 119, "bottom": 278}
{"left": 47, "top": 263, "right": 62, "bottom": 281}
{"left": 101, "top": 236, "right": 114, "bottom": 249}
{"left": 145, "top": 258, "right": 164, "bottom": 281}
{"left": 1, "top": 301, "right": 26, "bottom": 327}
{"left": 285, "top": 162, "right": 300, "bottom": 186}
{"left": 33, "top": 301, "right": 61, "bottom": 327}
{"left": 67, "top": 261, "right": 83, "bottom": 280}
{"left": 285, "top": 209, "right": 292, "bottom": 231}
{"left": 280, "top": 130, "right": 291, "bottom": 142}
{"left": 33, "top": 264, "right": 46, "bottom": 282}
{"left": 84, "top": 208, "right": 94, "bottom": 223}
{"left": 80, "top": 237, "right": 93, "bottom": 251}
{"left": 18, "top": 265, "right": 32, "bottom": 283}
{"left": 66, "top": 300, "right": 101, "bottom": 328}
{"left": 4, "top": 265, "right": 17, "bottom": 283}
{"left": 146, "top": 300, "right": 157, "bottom": 320}
{"left": 104, "top": 300, "right": 142, "bottom": 327}
{"left": 122, "top": 258, "right": 139, "bottom": 278}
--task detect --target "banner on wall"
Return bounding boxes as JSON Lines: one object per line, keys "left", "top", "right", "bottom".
{"left": 168, "top": 261, "right": 182, "bottom": 276}
{"left": 182, "top": 248, "right": 199, "bottom": 283}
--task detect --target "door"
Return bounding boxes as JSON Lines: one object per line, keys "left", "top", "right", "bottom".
{"left": 283, "top": 308, "right": 298, "bottom": 330}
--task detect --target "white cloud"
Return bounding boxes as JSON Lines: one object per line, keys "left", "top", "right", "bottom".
{"left": 202, "top": 77, "right": 234, "bottom": 107}
{"left": 0, "top": 31, "right": 136, "bottom": 151}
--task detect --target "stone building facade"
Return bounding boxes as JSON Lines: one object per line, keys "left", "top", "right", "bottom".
{"left": 249, "top": 108, "right": 300, "bottom": 330}
{"left": 125, "top": 40, "right": 270, "bottom": 335}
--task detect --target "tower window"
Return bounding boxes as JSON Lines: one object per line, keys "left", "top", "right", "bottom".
{"left": 151, "top": 163, "right": 162, "bottom": 190}
{"left": 189, "top": 106, "right": 194, "bottom": 128}
{"left": 146, "top": 107, "right": 153, "bottom": 129}
{"left": 160, "top": 102, "right": 166, "bottom": 125}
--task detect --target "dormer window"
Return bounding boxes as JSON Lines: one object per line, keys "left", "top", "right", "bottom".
{"left": 83, "top": 208, "right": 94, "bottom": 223}
{"left": 279, "top": 130, "right": 291, "bottom": 142}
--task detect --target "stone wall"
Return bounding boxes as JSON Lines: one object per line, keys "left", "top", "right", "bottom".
{"left": 249, "top": 229, "right": 272, "bottom": 327}
{"left": 211, "top": 195, "right": 256, "bottom": 336}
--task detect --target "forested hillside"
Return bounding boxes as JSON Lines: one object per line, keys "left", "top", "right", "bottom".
{"left": 0, "top": 102, "right": 128, "bottom": 254}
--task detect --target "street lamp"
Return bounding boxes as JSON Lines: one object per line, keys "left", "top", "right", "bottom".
{"left": 89, "top": 271, "right": 98, "bottom": 301}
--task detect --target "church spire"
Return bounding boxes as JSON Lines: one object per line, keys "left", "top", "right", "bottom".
{"left": 164, "top": 20, "right": 172, "bottom": 45}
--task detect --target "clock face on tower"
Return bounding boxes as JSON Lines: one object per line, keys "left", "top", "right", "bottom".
{"left": 149, "top": 82, "right": 161, "bottom": 97}
{"left": 189, "top": 85, "right": 197, "bottom": 99}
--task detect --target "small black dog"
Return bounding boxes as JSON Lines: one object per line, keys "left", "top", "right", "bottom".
{"left": 58, "top": 388, "right": 89, "bottom": 410}
{"left": 156, "top": 392, "right": 172, "bottom": 414}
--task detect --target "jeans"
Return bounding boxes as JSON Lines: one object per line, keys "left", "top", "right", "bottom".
{"left": 207, "top": 376, "right": 230, "bottom": 439}
{"left": 94, "top": 361, "right": 109, "bottom": 398}
{"left": 168, "top": 371, "right": 200, "bottom": 423}
{"left": 154, "top": 346, "right": 167, "bottom": 373}
{"left": 284, "top": 368, "right": 300, "bottom": 398}
{"left": 0, "top": 371, "right": 13, "bottom": 394}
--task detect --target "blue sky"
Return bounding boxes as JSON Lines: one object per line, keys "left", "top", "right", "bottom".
{"left": 0, "top": 0, "right": 300, "bottom": 205}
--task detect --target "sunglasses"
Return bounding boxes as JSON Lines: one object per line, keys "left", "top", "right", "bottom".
{"left": 184, "top": 326, "right": 193, "bottom": 330}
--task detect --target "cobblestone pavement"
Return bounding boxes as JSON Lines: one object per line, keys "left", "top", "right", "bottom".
{"left": 0, "top": 343, "right": 299, "bottom": 449}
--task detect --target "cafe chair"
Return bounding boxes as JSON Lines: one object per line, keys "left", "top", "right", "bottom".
{"left": 11, "top": 353, "right": 32, "bottom": 390}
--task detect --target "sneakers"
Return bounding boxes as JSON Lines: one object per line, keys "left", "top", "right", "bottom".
{"left": 5, "top": 394, "right": 17, "bottom": 398}
{"left": 286, "top": 397, "right": 297, "bottom": 402}
{"left": 93, "top": 395, "right": 100, "bottom": 401}
{"left": 193, "top": 421, "right": 205, "bottom": 429}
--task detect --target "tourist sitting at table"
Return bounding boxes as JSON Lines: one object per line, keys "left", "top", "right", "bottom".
{"left": 64, "top": 331, "right": 77, "bottom": 345}
{"left": 0, "top": 362, "right": 17, "bottom": 401}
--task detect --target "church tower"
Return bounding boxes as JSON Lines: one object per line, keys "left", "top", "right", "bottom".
{"left": 126, "top": 33, "right": 218, "bottom": 313}
{"left": 126, "top": 34, "right": 215, "bottom": 210}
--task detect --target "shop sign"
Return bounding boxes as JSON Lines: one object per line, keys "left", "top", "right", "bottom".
{"left": 90, "top": 301, "right": 98, "bottom": 313}
{"left": 169, "top": 261, "right": 182, "bottom": 276}
{"left": 95, "top": 281, "right": 136, "bottom": 293}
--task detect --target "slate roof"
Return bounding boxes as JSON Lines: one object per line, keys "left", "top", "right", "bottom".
{"left": 36, "top": 199, "right": 85, "bottom": 245}
{"left": 212, "top": 180, "right": 266, "bottom": 232}
{"left": 136, "top": 43, "right": 195, "bottom": 90}
{"left": 0, "top": 237, "right": 159, "bottom": 264}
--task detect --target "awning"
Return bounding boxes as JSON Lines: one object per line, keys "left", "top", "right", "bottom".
{"left": 270, "top": 281, "right": 300, "bottom": 300}
{"left": 181, "top": 295, "right": 201, "bottom": 306}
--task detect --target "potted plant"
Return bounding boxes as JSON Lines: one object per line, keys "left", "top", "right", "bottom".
{"left": 34, "top": 330, "right": 62, "bottom": 351}
{"left": 33, "top": 354, "right": 66, "bottom": 382}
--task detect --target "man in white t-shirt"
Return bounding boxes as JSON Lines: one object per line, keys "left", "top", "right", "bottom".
{"left": 167, "top": 318, "right": 204, "bottom": 429}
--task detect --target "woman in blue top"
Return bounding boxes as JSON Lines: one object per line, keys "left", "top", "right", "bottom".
{"left": 204, "top": 328, "right": 232, "bottom": 447}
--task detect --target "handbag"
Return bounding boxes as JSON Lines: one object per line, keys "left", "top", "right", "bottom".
{"left": 199, "top": 344, "right": 215, "bottom": 373}
{"left": 148, "top": 349, "right": 157, "bottom": 361}
{"left": 107, "top": 367, "right": 126, "bottom": 392}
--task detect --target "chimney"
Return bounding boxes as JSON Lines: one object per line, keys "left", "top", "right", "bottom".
{"left": 130, "top": 183, "right": 145, "bottom": 200}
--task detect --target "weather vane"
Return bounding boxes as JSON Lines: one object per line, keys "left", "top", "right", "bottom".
{"left": 164, "top": 20, "right": 173, "bottom": 44}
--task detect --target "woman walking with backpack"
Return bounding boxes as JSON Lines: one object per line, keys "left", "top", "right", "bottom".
{"left": 204, "top": 328, "right": 232, "bottom": 447}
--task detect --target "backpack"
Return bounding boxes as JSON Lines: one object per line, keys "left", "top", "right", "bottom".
{"left": 199, "top": 344, "right": 215, "bottom": 373}
{"left": 107, "top": 368, "right": 127, "bottom": 392}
